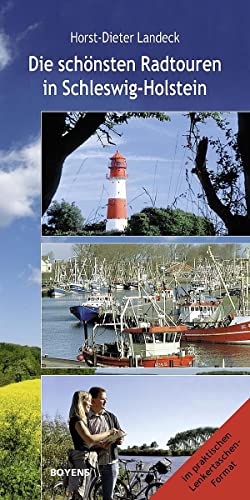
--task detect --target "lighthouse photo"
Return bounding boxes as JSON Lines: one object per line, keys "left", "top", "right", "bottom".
{"left": 41, "top": 111, "right": 244, "bottom": 237}
{"left": 106, "top": 151, "right": 128, "bottom": 232}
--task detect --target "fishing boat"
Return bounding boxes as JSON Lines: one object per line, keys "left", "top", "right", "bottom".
{"left": 70, "top": 292, "right": 117, "bottom": 322}
{"left": 48, "top": 259, "right": 71, "bottom": 297}
{"left": 48, "top": 286, "right": 70, "bottom": 297}
{"left": 79, "top": 324, "right": 194, "bottom": 368}
{"left": 76, "top": 289, "right": 195, "bottom": 368}
{"left": 89, "top": 258, "right": 109, "bottom": 291}
{"left": 124, "top": 281, "right": 138, "bottom": 290}
{"left": 182, "top": 247, "right": 250, "bottom": 344}
{"left": 112, "top": 282, "right": 124, "bottom": 290}
{"left": 182, "top": 314, "right": 250, "bottom": 344}
{"left": 69, "top": 283, "right": 89, "bottom": 294}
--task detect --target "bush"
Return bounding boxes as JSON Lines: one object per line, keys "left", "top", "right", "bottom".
{"left": 42, "top": 416, "right": 72, "bottom": 493}
{"left": 46, "top": 199, "right": 85, "bottom": 233}
{"left": 126, "top": 207, "right": 215, "bottom": 236}
{"left": 0, "top": 343, "right": 41, "bottom": 387}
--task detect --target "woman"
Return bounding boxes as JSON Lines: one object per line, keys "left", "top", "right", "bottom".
{"left": 66, "top": 391, "right": 118, "bottom": 499}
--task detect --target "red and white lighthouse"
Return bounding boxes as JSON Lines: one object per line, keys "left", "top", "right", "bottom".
{"left": 106, "top": 151, "right": 128, "bottom": 232}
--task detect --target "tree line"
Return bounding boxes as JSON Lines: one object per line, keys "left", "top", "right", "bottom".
{"left": 42, "top": 200, "right": 215, "bottom": 236}
{"left": 44, "top": 242, "right": 243, "bottom": 271}
{"left": 0, "top": 343, "right": 41, "bottom": 387}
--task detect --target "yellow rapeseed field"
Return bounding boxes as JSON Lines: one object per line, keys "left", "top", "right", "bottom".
{"left": 0, "top": 378, "right": 40, "bottom": 411}
{"left": 0, "top": 379, "right": 40, "bottom": 449}
{"left": 0, "top": 378, "right": 40, "bottom": 450}
{"left": 0, "top": 379, "right": 41, "bottom": 498}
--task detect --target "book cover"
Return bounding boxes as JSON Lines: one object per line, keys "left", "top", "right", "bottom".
{"left": 0, "top": 1, "right": 249, "bottom": 499}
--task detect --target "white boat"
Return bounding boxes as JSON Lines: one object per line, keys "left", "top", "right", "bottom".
{"left": 112, "top": 283, "right": 124, "bottom": 290}
{"left": 177, "top": 297, "right": 221, "bottom": 326}
{"left": 69, "top": 282, "right": 90, "bottom": 293}
{"left": 48, "top": 286, "right": 70, "bottom": 297}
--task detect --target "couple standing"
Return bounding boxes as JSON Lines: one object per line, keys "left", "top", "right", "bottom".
{"left": 68, "top": 386, "right": 124, "bottom": 500}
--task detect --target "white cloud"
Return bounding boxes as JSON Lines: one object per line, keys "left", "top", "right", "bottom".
{"left": 0, "top": 138, "right": 40, "bottom": 226}
{"left": 16, "top": 22, "right": 41, "bottom": 43}
{"left": 0, "top": 1, "right": 13, "bottom": 20}
{"left": 0, "top": 1, "right": 40, "bottom": 70}
{"left": 0, "top": 31, "right": 11, "bottom": 70}
{"left": 27, "top": 265, "right": 41, "bottom": 286}
{"left": 18, "top": 264, "right": 41, "bottom": 286}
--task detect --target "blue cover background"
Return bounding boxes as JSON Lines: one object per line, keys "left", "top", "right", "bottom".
{"left": 1, "top": 0, "right": 249, "bottom": 122}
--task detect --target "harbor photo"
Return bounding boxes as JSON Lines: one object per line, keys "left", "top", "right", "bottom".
{"left": 42, "top": 112, "right": 250, "bottom": 237}
{"left": 42, "top": 242, "right": 250, "bottom": 370}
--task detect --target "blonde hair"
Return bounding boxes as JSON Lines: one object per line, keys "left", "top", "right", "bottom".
{"left": 69, "top": 390, "right": 91, "bottom": 423}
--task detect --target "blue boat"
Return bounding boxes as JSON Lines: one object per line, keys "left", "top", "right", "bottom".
{"left": 70, "top": 292, "right": 116, "bottom": 322}
{"left": 70, "top": 305, "right": 99, "bottom": 322}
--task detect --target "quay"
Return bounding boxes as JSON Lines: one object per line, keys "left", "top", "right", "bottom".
{"left": 41, "top": 356, "right": 89, "bottom": 368}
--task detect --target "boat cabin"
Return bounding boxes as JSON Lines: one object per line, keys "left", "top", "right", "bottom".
{"left": 178, "top": 300, "right": 220, "bottom": 324}
{"left": 123, "top": 323, "right": 186, "bottom": 357}
{"left": 70, "top": 283, "right": 89, "bottom": 293}
{"left": 84, "top": 294, "right": 113, "bottom": 308}
{"left": 160, "top": 288, "right": 174, "bottom": 298}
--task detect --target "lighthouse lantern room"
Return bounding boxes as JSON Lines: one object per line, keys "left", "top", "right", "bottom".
{"left": 106, "top": 151, "right": 128, "bottom": 232}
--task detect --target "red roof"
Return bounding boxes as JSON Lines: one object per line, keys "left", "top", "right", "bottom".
{"left": 110, "top": 150, "right": 126, "bottom": 161}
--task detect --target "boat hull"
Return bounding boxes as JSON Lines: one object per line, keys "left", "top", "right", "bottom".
{"left": 81, "top": 348, "right": 194, "bottom": 368}
{"left": 183, "top": 321, "right": 250, "bottom": 344}
{"left": 70, "top": 305, "right": 99, "bottom": 322}
{"left": 69, "top": 285, "right": 88, "bottom": 294}
{"left": 48, "top": 287, "right": 69, "bottom": 297}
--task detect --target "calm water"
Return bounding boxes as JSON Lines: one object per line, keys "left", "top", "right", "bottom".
{"left": 42, "top": 292, "right": 136, "bottom": 361}
{"left": 42, "top": 295, "right": 250, "bottom": 367}
{"left": 119, "top": 455, "right": 188, "bottom": 480}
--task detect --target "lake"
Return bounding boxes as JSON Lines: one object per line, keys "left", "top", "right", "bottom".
{"left": 119, "top": 454, "right": 188, "bottom": 479}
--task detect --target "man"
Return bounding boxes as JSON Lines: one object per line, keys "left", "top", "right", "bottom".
{"left": 88, "top": 386, "right": 123, "bottom": 500}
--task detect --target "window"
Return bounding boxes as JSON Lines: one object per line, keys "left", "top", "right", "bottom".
{"left": 132, "top": 333, "right": 144, "bottom": 344}
{"left": 145, "top": 334, "right": 154, "bottom": 343}
{"left": 154, "top": 333, "right": 164, "bottom": 343}
{"left": 166, "top": 333, "right": 175, "bottom": 342}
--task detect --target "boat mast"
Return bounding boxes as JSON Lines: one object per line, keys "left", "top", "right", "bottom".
{"left": 207, "top": 247, "right": 236, "bottom": 312}
{"left": 239, "top": 251, "right": 249, "bottom": 315}
{"left": 74, "top": 257, "right": 77, "bottom": 283}
{"left": 246, "top": 250, "right": 249, "bottom": 314}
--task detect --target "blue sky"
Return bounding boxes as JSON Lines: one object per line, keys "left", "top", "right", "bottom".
{"left": 45, "top": 113, "right": 238, "bottom": 224}
{"left": 0, "top": 0, "right": 249, "bottom": 348}
{"left": 42, "top": 375, "right": 250, "bottom": 448}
